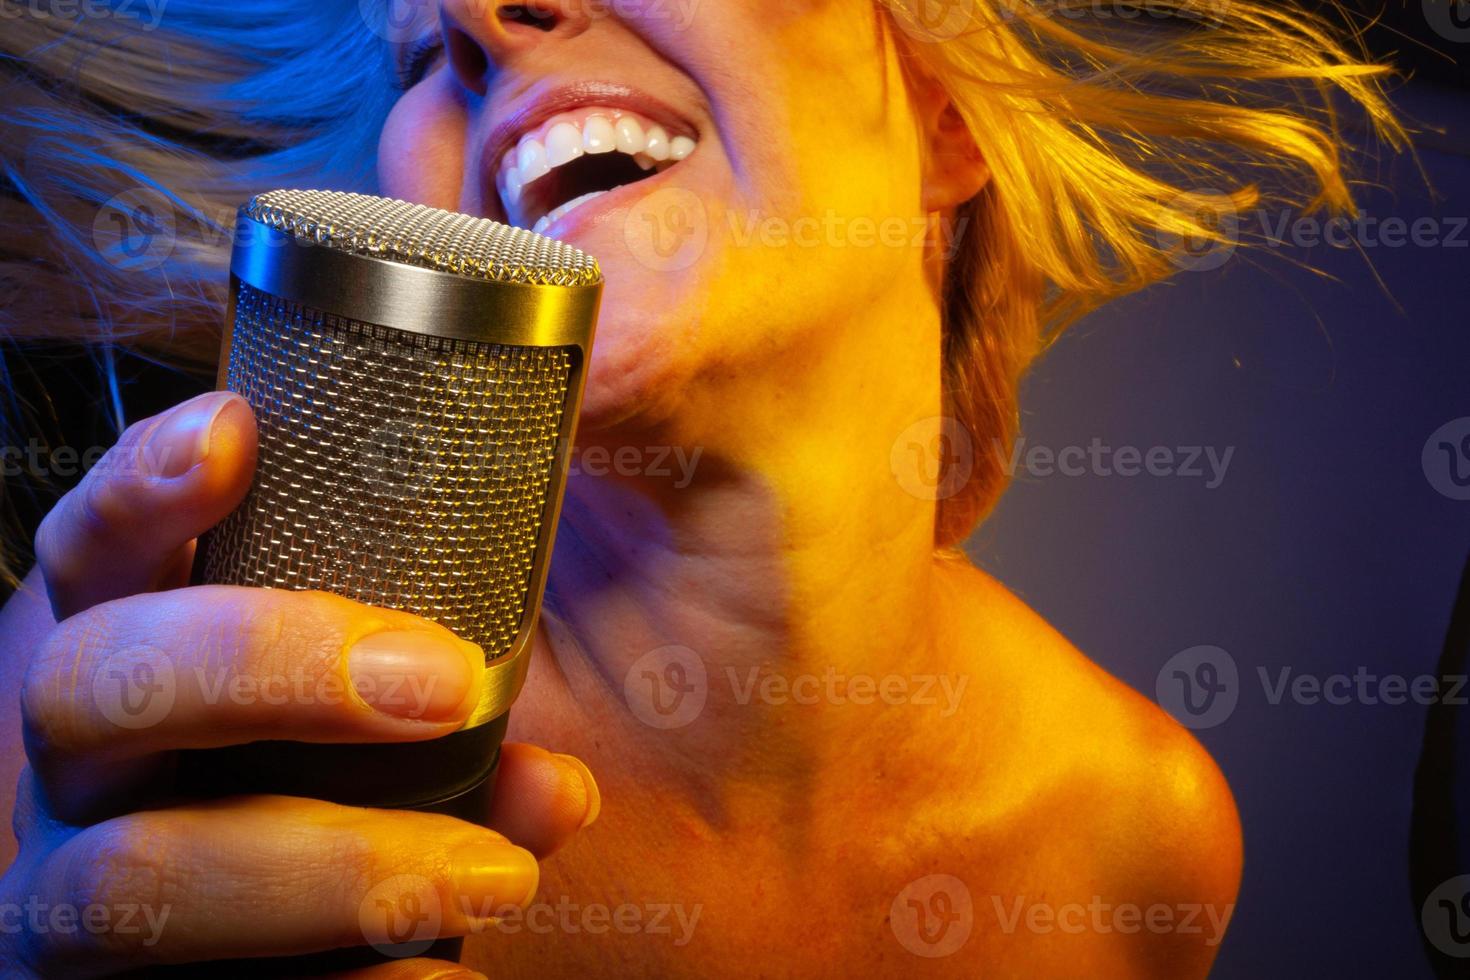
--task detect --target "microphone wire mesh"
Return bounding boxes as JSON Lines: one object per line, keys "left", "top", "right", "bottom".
{"left": 199, "top": 282, "right": 574, "bottom": 663}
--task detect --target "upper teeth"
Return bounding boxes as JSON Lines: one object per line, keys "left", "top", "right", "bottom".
{"left": 496, "top": 106, "right": 697, "bottom": 231}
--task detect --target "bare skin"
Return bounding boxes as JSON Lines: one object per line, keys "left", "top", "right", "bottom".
{"left": 0, "top": 0, "right": 1240, "bottom": 975}
{"left": 477, "top": 525, "right": 1241, "bottom": 977}
{"left": 382, "top": 2, "right": 1242, "bottom": 973}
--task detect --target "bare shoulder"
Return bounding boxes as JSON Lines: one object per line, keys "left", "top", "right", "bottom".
{"left": 915, "top": 555, "right": 1243, "bottom": 974}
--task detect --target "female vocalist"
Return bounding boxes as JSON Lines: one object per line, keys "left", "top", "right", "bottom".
{"left": 0, "top": 1, "right": 1399, "bottom": 976}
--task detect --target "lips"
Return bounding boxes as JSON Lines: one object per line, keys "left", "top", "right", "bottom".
{"left": 483, "top": 84, "right": 698, "bottom": 234}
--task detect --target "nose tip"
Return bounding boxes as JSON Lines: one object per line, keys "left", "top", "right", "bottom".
{"left": 440, "top": 0, "right": 594, "bottom": 97}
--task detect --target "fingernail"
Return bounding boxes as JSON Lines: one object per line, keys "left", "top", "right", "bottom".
{"left": 554, "top": 753, "right": 601, "bottom": 829}
{"left": 450, "top": 841, "right": 540, "bottom": 915}
{"left": 142, "top": 392, "right": 233, "bottom": 478}
{"left": 348, "top": 630, "right": 481, "bottom": 722}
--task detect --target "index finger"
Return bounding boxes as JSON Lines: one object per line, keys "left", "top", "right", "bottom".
{"left": 22, "top": 586, "right": 486, "bottom": 819}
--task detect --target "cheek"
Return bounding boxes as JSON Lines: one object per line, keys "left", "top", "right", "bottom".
{"left": 376, "top": 82, "right": 470, "bottom": 209}
{"left": 719, "top": 8, "right": 921, "bottom": 231}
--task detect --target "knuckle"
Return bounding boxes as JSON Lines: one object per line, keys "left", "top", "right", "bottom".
{"left": 33, "top": 461, "right": 139, "bottom": 592}
{"left": 207, "top": 589, "right": 296, "bottom": 689}
{"left": 21, "top": 637, "right": 77, "bottom": 764}
{"left": 258, "top": 814, "right": 375, "bottom": 919}
{"left": 32, "top": 506, "right": 83, "bottom": 600}
{"left": 115, "top": 414, "right": 156, "bottom": 450}
{"left": 61, "top": 821, "right": 169, "bottom": 914}
{"left": 32, "top": 508, "right": 62, "bottom": 573}
{"left": 10, "top": 768, "right": 49, "bottom": 849}
{"left": 336, "top": 824, "right": 394, "bottom": 895}
{"left": 28, "top": 820, "right": 177, "bottom": 968}
{"left": 219, "top": 589, "right": 357, "bottom": 693}
{"left": 206, "top": 798, "right": 374, "bottom": 919}
{"left": 22, "top": 611, "right": 118, "bottom": 761}
{"left": 75, "top": 461, "right": 140, "bottom": 536}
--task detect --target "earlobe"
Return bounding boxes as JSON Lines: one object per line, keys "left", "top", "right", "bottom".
{"left": 921, "top": 100, "right": 990, "bottom": 213}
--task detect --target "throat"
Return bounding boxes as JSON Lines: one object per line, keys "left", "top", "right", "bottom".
{"left": 523, "top": 465, "right": 945, "bottom": 797}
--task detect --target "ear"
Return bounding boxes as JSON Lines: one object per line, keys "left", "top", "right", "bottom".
{"left": 915, "top": 78, "right": 990, "bottom": 212}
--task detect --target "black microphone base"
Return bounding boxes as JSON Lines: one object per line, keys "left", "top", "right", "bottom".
{"left": 175, "top": 713, "right": 508, "bottom": 819}
{"left": 129, "top": 937, "right": 468, "bottom": 978}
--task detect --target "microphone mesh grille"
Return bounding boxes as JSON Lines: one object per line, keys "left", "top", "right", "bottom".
{"left": 245, "top": 188, "right": 602, "bottom": 287}
{"left": 199, "top": 282, "right": 574, "bottom": 663}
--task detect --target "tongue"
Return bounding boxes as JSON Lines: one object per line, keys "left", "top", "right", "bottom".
{"left": 533, "top": 190, "right": 611, "bottom": 234}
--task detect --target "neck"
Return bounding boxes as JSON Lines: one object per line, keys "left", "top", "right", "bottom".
{"left": 527, "top": 287, "right": 954, "bottom": 815}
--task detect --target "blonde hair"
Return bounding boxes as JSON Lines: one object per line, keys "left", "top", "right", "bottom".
{"left": 0, "top": 3, "right": 393, "bottom": 360}
{"left": 879, "top": 0, "right": 1404, "bottom": 543}
{"left": 0, "top": 0, "right": 1405, "bottom": 568}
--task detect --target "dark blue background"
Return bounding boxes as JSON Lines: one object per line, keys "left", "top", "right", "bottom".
{"left": 965, "top": 80, "right": 1469, "bottom": 977}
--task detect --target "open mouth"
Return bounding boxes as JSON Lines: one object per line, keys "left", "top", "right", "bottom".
{"left": 494, "top": 105, "right": 697, "bottom": 234}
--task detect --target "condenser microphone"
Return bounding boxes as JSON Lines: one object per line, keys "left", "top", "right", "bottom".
{"left": 180, "top": 189, "right": 601, "bottom": 828}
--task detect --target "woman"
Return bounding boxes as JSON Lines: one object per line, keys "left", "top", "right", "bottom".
{"left": 0, "top": 0, "right": 1400, "bottom": 975}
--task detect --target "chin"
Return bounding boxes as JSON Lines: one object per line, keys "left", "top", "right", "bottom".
{"left": 574, "top": 284, "right": 704, "bottom": 435}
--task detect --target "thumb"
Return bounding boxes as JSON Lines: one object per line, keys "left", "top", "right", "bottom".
{"left": 35, "top": 390, "right": 257, "bottom": 620}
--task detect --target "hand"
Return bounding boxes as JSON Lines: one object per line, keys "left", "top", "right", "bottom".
{"left": 0, "top": 392, "right": 600, "bottom": 978}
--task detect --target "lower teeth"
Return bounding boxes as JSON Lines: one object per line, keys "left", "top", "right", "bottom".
{"left": 533, "top": 189, "right": 611, "bottom": 234}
